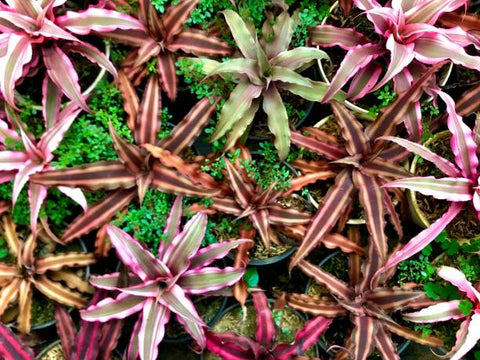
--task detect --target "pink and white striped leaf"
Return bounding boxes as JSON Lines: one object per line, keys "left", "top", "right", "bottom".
{"left": 323, "top": 44, "right": 384, "bottom": 102}
{"left": 43, "top": 44, "right": 89, "bottom": 112}
{"left": 348, "top": 63, "right": 382, "bottom": 100}
{"left": 379, "top": 136, "right": 460, "bottom": 177}
{"left": 450, "top": 311, "right": 480, "bottom": 360}
{"left": 0, "top": 34, "right": 32, "bottom": 107}
{"left": 310, "top": 25, "right": 369, "bottom": 50}
{"left": 56, "top": 8, "right": 146, "bottom": 35}
{"left": 373, "top": 35, "right": 415, "bottom": 91}
{"left": 383, "top": 176, "right": 472, "bottom": 202}
{"left": 414, "top": 34, "right": 480, "bottom": 70}
{"left": 437, "top": 90, "right": 479, "bottom": 180}
{"left": 106, "top": 225, "right": 171, "bottom": 281}
{"left": 375, "top": 202, "right": 463, "bottom": 277}
{"left": 437, "top": 266, "right": 480, "bottom": 303}
{"left": 158, "top": 195, "right": 183, "bottom": 257}
{"left": 12, "top": 161, "right": 44, "bottom": 206}
{"left": 403, "top": 300, "right": 466, "bottom": 322}
{"left": 42, "top": 76, "right": 62, "bottom": 129}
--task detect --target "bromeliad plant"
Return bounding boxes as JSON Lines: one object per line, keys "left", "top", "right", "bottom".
{"left": 277, "top": 236, "right": 443, "bottom": 360}
{"left": 0, "top": 103, "right": 86, "bottom": 236}
{"left": 311, "top": 0, "right": 480, "bottom": 104}
{"left": 375, "top": 89, "right": 480, "bottom": 274}
{"left": 101, "top": 0, "right": 231, "bottom": 101}
{"left": 205, "top": 291, "right": 332, "bottom": 359}
{"left": 81, "top": 196, "right": 251, "bottom": 360}
{"left": 0, "top": 215, "right": 95, "bottom": 333}
{"left": 189, "top": 9, "right": 342, "bottom": 159}
{"left": 287, "top": 64, "right": 445, "bottom": 269}
{"left": 403, "top": 266, "right": 480, "bottom": 360}
{"left": 198, "top": 148, "right": 313, "bottom": 250}
{"left": 31, "top": 74, "right": 221, "bottom": 243}
{"left": 0, "top": 0, "right": 144, "bottom": 110}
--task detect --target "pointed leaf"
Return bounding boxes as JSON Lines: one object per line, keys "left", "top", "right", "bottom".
{"left": 56, "top": 8, "right": 146, "bottom": 35}
{"left": 178, "top": 267, "right": 244, "bottom": 294}
{"left": 43, "top": 44, "right": 89, "bottom": 112}
{"left": 222, "top": 10, "right": 256, "bottom": 59}
{"left": 138, "top": 299, "right": 169, "bottom": 360}
{"left": 81, "top": 293, "right": 145, "bottom": 322}
{"left": 290, "top": 170, "right": 354, "bottom": 269}
{"left": 106, "top": 225, "right": 170, "bottom": 281}
{"left": 61, "top": 189, "right": 137, "bottom": 242}
{"left": 263, "top": 85, "right": 290, "bottom": 160}
{"left": 162, "top": 212, "right": 206, "bottom": 275}
{"left": 0, "top": 34, "right": 32, "bottom": 107}
{"left": 157, "top": 52, "right": 177, "bottom": 101}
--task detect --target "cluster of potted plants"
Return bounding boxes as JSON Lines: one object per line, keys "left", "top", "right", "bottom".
{"left": 0, "top": 0, "right": 479, "bottom": 358}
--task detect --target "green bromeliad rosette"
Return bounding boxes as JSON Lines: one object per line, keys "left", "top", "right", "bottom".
{"left": 187, "top": 7, "right": 343, "bottom": 159}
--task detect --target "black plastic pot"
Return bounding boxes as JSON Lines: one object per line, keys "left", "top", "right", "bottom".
{"left": 200, "top": 298, "right": 320, "bottom": 359}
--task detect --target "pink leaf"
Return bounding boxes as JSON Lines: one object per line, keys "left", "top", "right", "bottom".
{"left": 0, "top": 34, "right": 32, "bottom": 107}
{"left": 437, "top": 90, "right": 479, "bottom": 181}
{"left": 106, "top": 225, "right": 171, "bottom": 281}
{"left": 403, "top": 300, "right": 467, "bottom": 322}
{"left": 57, "top": 186, "right": 87, "bottom": 211}
{"left": 451, "top": 311, "right": 480, "bottom": 360}
{"left": 28, "top": 183, "right": 47, "bottom": 236}
{"left": 12, "top": 160, "right": 44, "bottom": 206}
{"left": 373, "top": 35, "right": 415, "bottom": 91}
{"left": 438, "top": 266, "right": 480, "bottom": 303}
{"left": 43, "top": 44, "right": 89, "bottom": 112}
{"left": 56, "top": 8, "right": 146, "bottom": 35}
{"left": 323, "top": 43, "right": 384, "bottom": 102}
{"left": 375, "top": 202, "right": 463, "bottom": 279}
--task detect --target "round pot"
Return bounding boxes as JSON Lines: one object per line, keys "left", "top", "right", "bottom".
{"left": 305, "top": 251, "right": 411, "bottom": 357}
{"left": 36, "top": 339, "right": 123, "bottom": 360}
{"left": 4, "top": 238, "right": 90, "bottom": 332}
{"left": 201, "top": 298, "right": 320, "bottom": 359}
